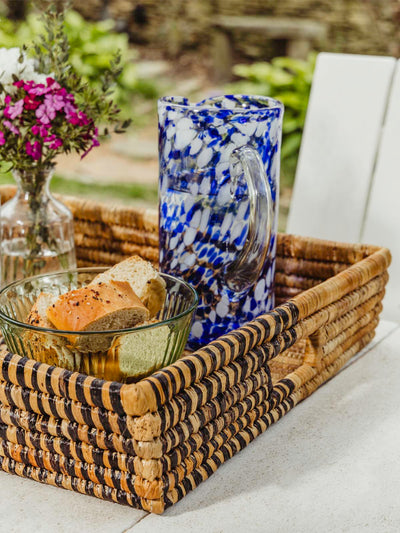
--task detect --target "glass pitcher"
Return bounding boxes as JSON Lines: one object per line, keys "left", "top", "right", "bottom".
{"left": 158, "top": 95, "right": 283, "bottom": 349}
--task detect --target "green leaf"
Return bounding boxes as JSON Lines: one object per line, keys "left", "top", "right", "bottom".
{"left": 282, "top": 117, "right": 302, "bottom": 134}
{"left": 271, "top": 56, "right": 309, "bottom": 75}
{"left": 277, "top": 92, "right": 308, "bottom": 111}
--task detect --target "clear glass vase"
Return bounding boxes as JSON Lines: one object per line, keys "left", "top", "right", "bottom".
{"left": 0, "top": 166, "right": 76, "bottom": 286}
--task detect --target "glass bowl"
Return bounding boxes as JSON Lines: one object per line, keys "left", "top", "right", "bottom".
{"left": 0, "top": 268, "right": 198, "bottom": 383}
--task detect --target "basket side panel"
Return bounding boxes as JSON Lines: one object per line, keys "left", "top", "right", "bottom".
{"left": 162, "top": 326, "right": 375, "bottom": 510}
{"left": 0, "top": 455, "right": 150, "bottom": 510}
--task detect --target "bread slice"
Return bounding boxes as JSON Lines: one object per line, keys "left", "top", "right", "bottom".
{"left": 24, "top": 293, "right": 80, "bottom": 370}
{"left": 23, "top": 292, "right": 141, "bottom": 381}
{"left": 46, "top": 280, "right": 150, "bottom": 352}
{"left": 26, "top": 292, "right": 57, "bottom": 330}
{"left": 23, "top": 292, "right": 170, "bottom": 382}
{"left": 91, "top": 256, "right": 166, "bottom": 318}
{"left": 107, "top": 324, "right": 171, "bottom": 382}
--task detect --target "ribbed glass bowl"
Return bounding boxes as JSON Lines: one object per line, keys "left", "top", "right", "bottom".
{"left": 0, "top": 268, "right": 198, "bottom": 383}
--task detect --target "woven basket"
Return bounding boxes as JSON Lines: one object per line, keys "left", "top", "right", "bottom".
{"left": 0, "top": 186, "right": 391, "bottom": 513}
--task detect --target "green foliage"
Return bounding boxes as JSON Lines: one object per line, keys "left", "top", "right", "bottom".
{"left": 0, "top": 8, "right": 158, "bottom": 113}
{"left": 0, "top": 6, "right": 132, "bottom": 172}
{"left": 228, "top": 54, "right": 316, "bottom": 186}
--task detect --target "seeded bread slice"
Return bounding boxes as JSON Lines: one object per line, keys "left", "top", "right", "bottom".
{"left": 24, "top": 293, "right": 80, "bottom": 370}
{"left": 26, "top": 293, "right": 57, "bottom": 330}
{"left": 46, "top": 281, "right": 150, "bottom": 352}
{"left": 91, "top": 256, "right": 166, "bottom": 317}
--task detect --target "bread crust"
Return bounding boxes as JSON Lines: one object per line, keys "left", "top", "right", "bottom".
{"left": 46, "top": 281, "right": 149, "bottom": 332}
{"left": 92, "top": 255, "right": 166, "bottom": 317}
{"left": 24, "top": 293, "right": 75, "bottom": 368}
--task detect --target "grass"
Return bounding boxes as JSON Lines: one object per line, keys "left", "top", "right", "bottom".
{"left": 0, "top": 171, "right": 159, "bottom": 206}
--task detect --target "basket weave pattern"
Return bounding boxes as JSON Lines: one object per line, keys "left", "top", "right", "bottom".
{"left": 0, "top": 188, "right": 391, "bottom": 513}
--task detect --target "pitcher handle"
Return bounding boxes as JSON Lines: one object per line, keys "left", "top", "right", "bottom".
{"left": 225, "top": 145, "right": 273, "bottom": 293}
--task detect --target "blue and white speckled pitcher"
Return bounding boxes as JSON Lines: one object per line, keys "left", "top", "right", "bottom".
{"left": 158, "top": 95, "right": 283, "bottom": 349}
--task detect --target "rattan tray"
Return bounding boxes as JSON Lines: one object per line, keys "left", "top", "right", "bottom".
{"left": 0, "top": 186, "right": 391, "bottom": 513}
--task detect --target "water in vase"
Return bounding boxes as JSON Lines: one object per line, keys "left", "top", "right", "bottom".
{"left": 1, "top": 238, "right": 76, "bottom": 286}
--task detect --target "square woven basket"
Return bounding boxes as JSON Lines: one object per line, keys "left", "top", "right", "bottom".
{"left": 0, "top": 186, "right": 391, "bottom": 514}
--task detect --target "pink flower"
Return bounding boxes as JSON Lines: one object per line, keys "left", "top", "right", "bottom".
{"left": 65, "top": 111, "right": 80, "bottom": 125}
{"left": 44, "top": 93, "right": 64, "bottom": 112}
{"left": 25, "top": 81, "right": 47, "bottom": 96}
{"left": 49, "top": 138, "right": 62, "bottom": 150}
{"left": 36, "top": 102, "right": 56, "bottom": 124}
{"left": 66, "top": 109, "right": 90, "bottom": 127}
{"left": 23, "top": 78, "right": 62, "bottom": 99}
{"left": 44, "top": 134, "right": 62, "bottom": 148}
{"left": 45, "top": 77, "right": 61, "bottom": 92}
{"left": 58, "top": 87, "right": 74, "bottom": 103}
{"left": 78, "top": 111, "right": 89, "bottom": 126}
{"left": 1, "top": 77, "right": 104, "bottom": 161}
{"left": 3, "top": 120, "right": 20, "bottom": 135}
{"left": 24, "top": 94, "right": 40, "bottom": 110}
{"left": 63, "top": 101, "right": 76, "bottom": 115}
{"left": 81, "top": 127, "right": 100, "bottom": 159}
{"left": 25, "top": 140, "right": 42, "bottom": 160}
{"left": 4, "top": 99, "right": 24, "bottom": 120}
{"left": 31, "top": 124, "right": 49, "bottom": 137}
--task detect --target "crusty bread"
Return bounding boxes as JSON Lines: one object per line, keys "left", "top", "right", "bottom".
{"left": 46, "top": 280, "right": 150, "bottom": 332}
{"left": 26, "top": 292, "right": 57, "bottom": 329}
{"left": 24, "top": 293, "right": 121, "bottom": 376}
{"left": 24, "top": 293, "right": 80, "bottom": 370}
{"left": 91, "top": 256, "right": 166, "bottom": 317}
{"left": 24, "top": 292, "right": 169, "bottom": 381}
{"left": 46, "top": 280, "right": 150, "bottom": 352}
{"left": 107, "top": 325, "right": 170, "bottom": 382}
{"left": 22, "top": 257, "right": 168, "bottom": 380}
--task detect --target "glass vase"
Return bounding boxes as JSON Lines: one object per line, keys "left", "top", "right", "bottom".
{"left": 0, "top": 166, "right": 76, "bottom": 286}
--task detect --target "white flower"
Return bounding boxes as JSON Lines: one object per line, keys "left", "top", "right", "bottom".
{"left": 0, "top": 47, "right": 48, "bottom": 96}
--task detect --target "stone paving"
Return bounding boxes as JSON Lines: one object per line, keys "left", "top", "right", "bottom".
{"left": 56, "top": 129, "right": 159, "bottom": 187}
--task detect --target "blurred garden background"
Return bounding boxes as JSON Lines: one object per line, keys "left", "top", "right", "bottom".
{"left": 1, "top": 0, "right": 399, "bottom": 230}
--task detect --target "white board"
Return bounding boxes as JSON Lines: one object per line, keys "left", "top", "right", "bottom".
{"left": 362, "top": 60, "right": 400, "bottom": 322}
{"left": 286, "top": 53, "right": 396, "bottom": 242}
